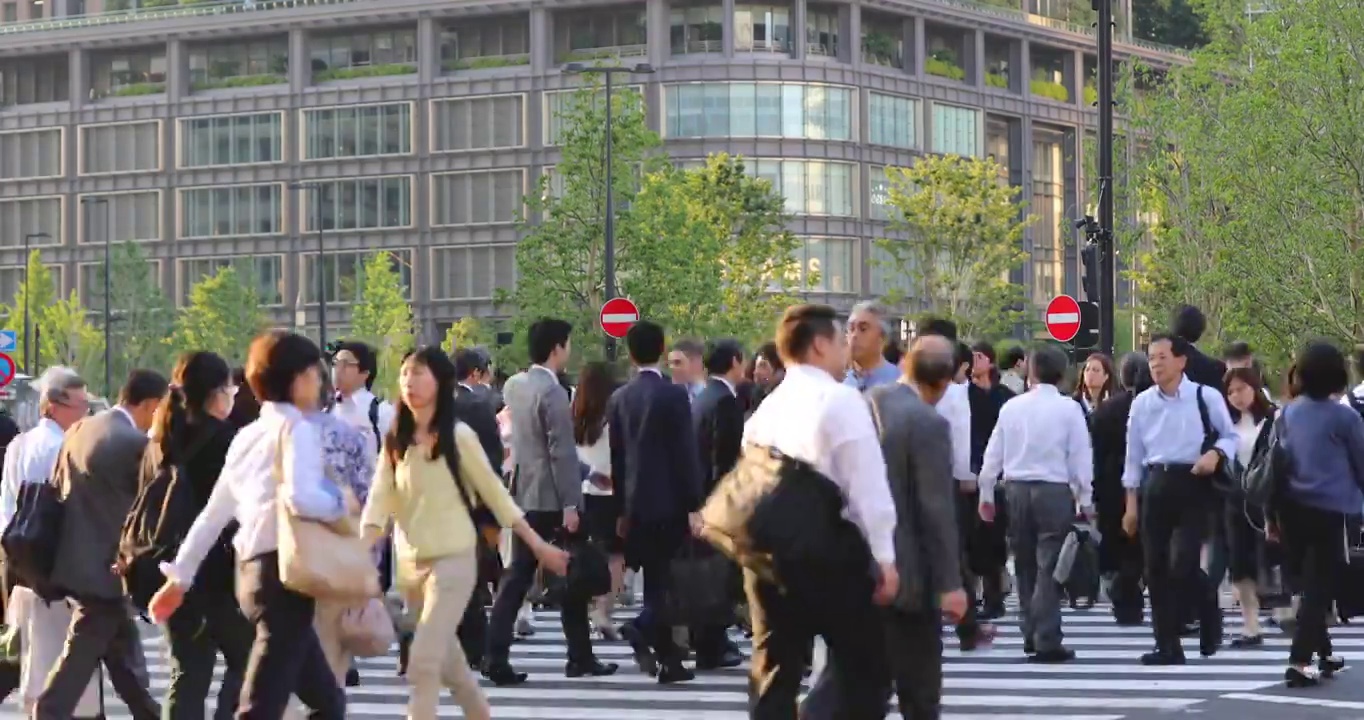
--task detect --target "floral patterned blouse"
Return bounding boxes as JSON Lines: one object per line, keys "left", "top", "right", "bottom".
{"left": 306, "top": 410, "right": 374, "bottom": 505}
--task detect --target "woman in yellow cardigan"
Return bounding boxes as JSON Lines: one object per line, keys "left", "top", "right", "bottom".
{"left": 361, "top": 347, "right": 569, "bottom": 720}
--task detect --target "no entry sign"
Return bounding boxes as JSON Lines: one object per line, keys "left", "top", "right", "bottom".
{"left": 0, "top": 352, "right": 15, "bottom": 389}
{"left": 1044, "top": 295, "right": 1082, "bottom": 343}
{"left": 599, "top": 297, "right": 640, "bottom": 339}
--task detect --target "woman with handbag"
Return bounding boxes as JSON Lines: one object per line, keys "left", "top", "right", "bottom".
{"left": 1223, "top": 367, "right": 1276, "bottom": 647}
{"left": 149, "top": 331, "right": 360, "bottom": 720}
{"left": 360, "top": 346, "right": 568, "bottom": 720}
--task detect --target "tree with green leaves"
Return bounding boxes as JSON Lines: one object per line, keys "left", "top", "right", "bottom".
{"left": 627, "top": 153, "right": 805, "bottom": 343}
{"left": 443, "top": 317, "right": 494, "bottom": 353}
{"left": 42, "top": 291, "right": 104, "bottom": 382}
{"left": 100, "top": 241, "right": 175, "bottom": 384}
{"left": 350, "top": 251, "right": 415, "bottom": 398}
{"left": 0, "top": 249, "right": 59, "bottom": 374}
{"left": 872, "top": 154, "right": 1034, "bottom": 339}
{"left": 501, "top": 77, "right": 666, "bottom": 362}
{"left": 171, "top": 265, "right": 269, "bottom": 368}
{"left": 1125, "top": 0, "right": 1363, "bottom": 366}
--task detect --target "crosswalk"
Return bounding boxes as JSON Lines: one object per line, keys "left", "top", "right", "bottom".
{"left": 0, "top": 602, "right": 1345, "bottom": 718}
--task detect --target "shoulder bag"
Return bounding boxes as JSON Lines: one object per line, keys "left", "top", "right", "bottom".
{"left": 1195, "top": 385, "right": 1239, "bottom": 496}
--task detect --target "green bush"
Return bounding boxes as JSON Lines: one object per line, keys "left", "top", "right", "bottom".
{"left": 314, "top": 63, "right": 417, "bottom": 82}
{"left": 443, "top": 55, "right": 531, "bottom": 71}
{"left": 986, "top": 72, "right": 1008, "bottom": 88}
{"left": 1083, "top": 84, "right": 1098, "bottom": 106}
{"left": 110, "top": 82, "right": 165, "bottom": 97}
{"left": 192, "top": 73, "right": 285, "bottom": 91}
{"left": 925, "top": 57, "right": 966, "bottom": 81}
{"left": 1030, "top": 78, "right": 1070, "bottom": 102}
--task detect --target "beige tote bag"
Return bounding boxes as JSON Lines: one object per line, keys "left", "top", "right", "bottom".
{"left": 274, "top": 424, "right": 381, "bottom": 603}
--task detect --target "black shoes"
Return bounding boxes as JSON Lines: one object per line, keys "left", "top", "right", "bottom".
{"left": 1028, "top": 647, "right": 1076, "bottom": 664}
{"left": 1140, "top": 648, "right": 1187, "bottom": 666}
{"left": 480, "top": 660, "right": 529, "bottom": 686}
{"left": 696, "top": 648, "right": 744, "bottom": 670}
{"left": 619, "top": 624, "right": 659, "bottom": 677}
{"left": 565, "top": 659, "right": 620, "bottom": 678}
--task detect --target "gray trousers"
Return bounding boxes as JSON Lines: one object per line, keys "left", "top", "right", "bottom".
{"left": 34, "top": 596, "right": 159, "bottom": 720}
{"left": 1004, "top": 481, "right": 1075, "bottom": 653}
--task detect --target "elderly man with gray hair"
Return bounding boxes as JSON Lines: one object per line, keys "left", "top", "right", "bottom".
{"left": 844, "top": 301, "right": 900, "bottom": 391}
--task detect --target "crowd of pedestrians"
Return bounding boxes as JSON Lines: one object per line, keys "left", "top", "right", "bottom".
{"left": 0, "top": 299, "right": 1355, "bottom": 719}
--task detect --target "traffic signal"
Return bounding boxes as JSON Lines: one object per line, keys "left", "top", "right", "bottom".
{"left": 1080, "top": 243, "right": 1100, "bottom": 302}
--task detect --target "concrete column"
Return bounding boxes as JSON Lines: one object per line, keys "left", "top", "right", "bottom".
{"left": 288, "top": 28, "right": 308, "bottom": 92}
{"left": 843, "top": 3, "right": 857, "bottom": 65}
{"left": 68, "top": 48, "right": 85, "bottom": 108}
{"left": 792, "top": 0, "right": 806, "bottom": 59}
{"left": 1069, "top": 48, "right": 1083, "bottom": 105}
{"left": 417, "top": 16, "right": 436, "bottom": 84}
{"left": 722, "top": 0, "right": 735, "bottom": 58}
{"left": 166, "top": 38, "right": 184, "bottom": 103}
{"left": 1018, "top": 38, "right": 1031, "bottom": 98}
{"left": 530, "top": 8, "right": 550, "bottom": 74}
{"left": 911, "top": 16, "right": 924, "bottom": 78}
{"left": 646, "top": 0, "right": 669, "bottom": 67}
{"left": 972, "top": 28, "right": 985, "bottom": 87}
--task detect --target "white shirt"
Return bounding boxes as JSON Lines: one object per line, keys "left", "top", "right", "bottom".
{"left": 742, "top": 363, "right": 897, "bottom": 565}
{"left": 163, "top": 402, "right": 345, "bottom": 588}
{"left": 977, "top": 384, "right": 1094, "bottom": 508}
{"left": 330, "top": 388, "right": 395, "bottom": 456}
{"left": 0, "top": 419, "right": 64, "bottom": 535}
{"left": 578, "top": 427, "right": 612, "bottom": 497}
{"left": 938, "top": 382, "right": 975, "bottom": 482}
{"left": 1233, "top": 414, "right": 1263, "bottom": 469}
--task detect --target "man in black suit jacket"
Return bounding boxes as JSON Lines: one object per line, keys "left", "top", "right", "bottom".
{"left": 689, "top": 339, "right": 747, "bottom": 669}
{"left": 609, "top": 321, "right": 704, "bottom": 684}
{"left": 1172, "top": 305, "right": 1227, "bottom": 393}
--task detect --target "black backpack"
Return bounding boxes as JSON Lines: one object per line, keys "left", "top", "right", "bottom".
{"left": 117, "top": 437, "right": 209, "bottom": 612}
{"left": 1, "top": 476, "right": 65, "bottom": 601}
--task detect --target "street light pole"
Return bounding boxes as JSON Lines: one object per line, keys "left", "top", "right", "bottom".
{"left": 562, "top": 61, "right": 655, "bottom": 361}
{"left": 1095, "top": 0, "right": 1116, "bottom": 357}
{"left": 291, "top": 182, "right": 328, "bottom": 349}
{"left": 21, "top": 232, "right": 51, "bottom": 375}
{"left": 81, "top": 197, "right": 111, "bottom": 398}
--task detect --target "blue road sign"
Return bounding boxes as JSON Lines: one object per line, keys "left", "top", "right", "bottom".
{"left": 0, "top": 330, "right": 16, "bottom": 353}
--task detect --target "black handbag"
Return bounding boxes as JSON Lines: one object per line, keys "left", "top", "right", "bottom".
{"left": 563, "top": 538, "right": 611, "bottom": 600}
{"left": 1194, "top": 385, "right": 1239, "bottom": 496}
{"left": 665, "top": 541, "right": 735, "bottom": 626}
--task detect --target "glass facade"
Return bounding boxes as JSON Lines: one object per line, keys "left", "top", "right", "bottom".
{"left": 80, "top": 260, "right": 160, "bottom": 310}
{"left": 0, "top": 55, "right": 68, "bottom": 106}
{"left": 664, "top": 82, "right": 853, "bottom": 141}
{"left": 302, "top": 249, "right": 414, "bottom": 303}
{"left": 82, "top": 121, "right": 161, "bottom": 174}
{"left": 806, "top": 6, "right": 839, "bottom": 57}
{"left": 430, "top": 245, "right": 517, "bottom": 300}
{"left": 431, "top": 170, "right": 524, "bottom": 227}
{"left": 181, "top": 184, "right": 284, "bottom": 239}
{"left": 82, "top": 191, "right": 161, "bottom": 243}
{"left": 734, "top": 5, "right": 791, "bottom": 53}
{"left": 304, "top": 103, "right": 412, "bottom": 160}
{"left": 0, "top": 128, "right": 61, "bottom": 180}
{"left": 1031, "top": 131, "right": 1065, "bottom": 303}
{"left": 0, "top": 197, "right": 61, "bottom": 248}
{"left": 310, "top": 29, "right": 417, "bottom": 75}
{"left": 180, "top": 113, "right": 284, "bottom": 168}
{"left": 188, "top": 38, "right": 288, "bottom": 90}
{"left": 90, "top": 48, "right": 167, "bottom": 97}
{"left": 868, "top": 92, "right": 917, "bottom": 149}
{"left": 669, "top": 5, "right": 724, "bottom": 55}
{"left": 932, "top": 103, "right": 981, "bottom": 156}
{"left": 306, "top": 176, "right": 412, "bottom": 232}
{"left": 431, "top": 95, "right": 524, "bottom": 152}
{"left": 793, "top": 237, "right": 856, "bottom": 293}
{"left": 749, "top": 159, "right": 855, "bottom": 216}
{"left": 440, "top": 15, "right": 530, "bottom": 70}
{"left": 178, "top": 255, "right": 284, "bottom": 306}
{"left": 544, "top": 86, "right": 643, "bottom": 145}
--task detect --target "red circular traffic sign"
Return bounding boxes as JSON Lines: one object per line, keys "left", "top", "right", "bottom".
{"left": 0, "top": 352, "right": 15, "bottom": 389}
{"left": 599, "top": 297, "right": 641, "bottom": 339}
{"left": 1044, "top": 295, "right": 1082, "bottom": 343}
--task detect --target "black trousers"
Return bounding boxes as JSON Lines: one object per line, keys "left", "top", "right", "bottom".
{"left": 954, "top": 490, "right": 983, "bottom": 638}
{"left": 1279, "top": 500, "right": 1349, "bottom": 664}
{"left": 163, "top": 589, "right": 253, "bottom": 720}
{"left": 34, "top": 596, "right": 160, "bottom": 720}
{"left": 886, "top": 610, "right": 944, "bottom": 720}
{"left": 233, "top": 552, "right": 344, "bottom": 720}
{"left": 1140, "top": 466, "right": 1219, "bottom": 652}
{"left": 486, "top": 510, "right": 593, "bottom": 665}
{"left": 457, "top": 584, "right": 489, "bottom": 667}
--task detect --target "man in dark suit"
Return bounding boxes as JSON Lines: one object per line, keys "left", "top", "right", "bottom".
{"left": 454, "top": 348, "right": 505, "bottom": 470}
{"left": 689, "top": 339, "right": 746, "bottom": 669}
{"left": 609, "top": 320, "right": 704, "bottom": 684}
{"left": 1172, "top": 305, "right": 1227, "bottom": 392}
{"left": 37, "top": 370, "right": 168, "bottom": 720}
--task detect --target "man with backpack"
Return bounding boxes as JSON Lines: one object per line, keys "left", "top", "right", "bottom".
{"left": 330, "top": 341, "right": 395, "bottom": 456}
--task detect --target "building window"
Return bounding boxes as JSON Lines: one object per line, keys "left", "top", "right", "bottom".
{"left": 303, "top": 103, "right": 412, "bottom": 160}
{"left": 806, "top": 6, "right": 839, "bottom": 57}
{"left": 90, "top": 48, "right": 167, "bottom": 98}
{"left": 932, "top": 103, "right": 981, "bottom": 157}
{"left": 80, "top": 191, "right": 160, "bottom": 243}
{"left": 747, "top": 159, "right": 854, "bottom": 216}
{"left": 664, "top": 82, "right": 852, "bottom": 141}
{"left": 0, "top": 197, "right": 61, "bottom": 248}
{"left": 188, "top": 38, "right": 288, "bottom": 91}
{"left": 180, "top": 113, "right": 283, "bottom": 168}
{"left": 439, "top": 15, "right": 531, "bottom": 71}
{"left": 310, "top": 29, "right": 417, "bottom": 80}
{"left": 431, "top": 95, "right": 524, "bottom": 152}
{"left": 301, "top": 249, "right": 413, "bottom": 304}
{"left": 305, "top": 176, "right": 412, "bottom": 232}
{"left": 181, "top": 184, "right": 283, "bottom": 239}
{"left": 178, "top": 255, "right": 284, "bottom": 306}
{"left": 869, "top": 92, "right": 917, "bottom": 149}
{"left": 1031, "top": 132, "right": 1065, "bottom": 303}
{"left": 544, "top": 87, "right": 643, "bottom": 146}
{"left": 556, "top": 8, "right": 647, "bottom": 61}
{"left": 734, "top": 5, "right": 791, "bottom": 53}
{"left": 986, "top": 115, "right": 1013, "bottom": 185}
{"left": 670, "top": 5, "right": 724, "bottom": 55}
{"left": 0, "top": 55, "right": 69, "bottom": 106}
{"left": 793, "top": 237, "right": 856, "bottom": 293}
{"left": 869, "top": 165, "right": 893, "bottom": 221}
{"left": 81, "top": 121, "right": 161, "bottom": 175}
{"left": 431, "top": 170, "right": 524, "bottom": 227}
{"left": 79, "top": 260, "right": 161, "bottom": 310}
{"left": 2, "top": 4, "right": 16, "bottom": 22}
{"left": 0, "top": 265, "right": 63, "bottom": 305}
{"left": 0, "top": 129, "right": 62, "bottom": 180}
{"left": 430, "top": 245, "right": 517, "bottom": 300}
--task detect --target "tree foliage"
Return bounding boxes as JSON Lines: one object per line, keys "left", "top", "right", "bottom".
{"left": 104, "top": 241, "right": 174, "bottom": 384}
{"left": 627, "top": 154, "right": 805, "bottom": 344}
{"left": 873, "top": 154, "right": 1034, "bottom": 339}
{"left": 0, "top": 254, "right": 102, "bottom": 382}
{"left": 1126, "top": 0, "right": 1364, "bottom": 366}
{"left": 443, "top": 317, "right": 494, "bottom": 353}
{"left": 171, "top": 265, "right": 269, "bottom": 368}
{"left": 350, "top": 251, "right": 415, "bottom": 398}
{"left": 0, "top": 250, "right": 58, "bottom": 374}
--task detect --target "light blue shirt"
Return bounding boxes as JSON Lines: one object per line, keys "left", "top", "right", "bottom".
{"left": 1122, "top": 375, "right": 1239, "bottom": 489}
{"left": 844, "top": 361, "right": 900, "bottom": 392}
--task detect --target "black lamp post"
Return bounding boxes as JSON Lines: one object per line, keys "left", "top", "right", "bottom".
{"left": 290, "top": 182, "right": 329, "bottom": 349}
{"left": 81, "top": 197, "right": 111, "bottom": 398}
{"left": 21, "top": 232, "right": 50, "bottom": 375}
{"left": 561, "top": 61, "right": 655, "bottom": 360}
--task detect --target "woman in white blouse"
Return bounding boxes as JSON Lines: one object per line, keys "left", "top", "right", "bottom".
{"left": 148, "top": 331, "right": 351, "bottom": 720}
{"left": 1223, "top": 366, "right": 1277, "bottom": 646}
{"left": 571, "top": 362, "right": 625, "bottom": 639}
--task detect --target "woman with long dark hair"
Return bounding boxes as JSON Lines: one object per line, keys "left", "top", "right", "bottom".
{"left": 360, "top": 346, "right": 568, "bottom": 719}
{"left": 1073, "top": 353, "right": 1116, "bottom": 417}
{"left": 1223, "top": 366, "right": 1276, "bottom": 647}
{"left": 573, "top": 362, "right": 624, "bottom": 639}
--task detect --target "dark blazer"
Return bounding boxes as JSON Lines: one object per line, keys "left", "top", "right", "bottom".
{"left": 455, "top": 383, "right": 503, "bottom": 472}
{"left": 51, "top": 409, "right": 148, "bottom": 600}
{"left": 608, "top": 370, "right": 704, "bottom": 529}
{"left": 692, "top": 378, "right": 744, "bottom": 495}
{"left": 1185, "top": 344, "right": 1228, "bottom": 394}
{"left": 967, "top": 383, "right": 1014, "bottom": 476}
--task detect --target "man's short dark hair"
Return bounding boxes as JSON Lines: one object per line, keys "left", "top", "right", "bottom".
{"left": 625, "top": 321, "right": 667, "bottom": 365}
{"left": 1119, "top": 351, "right": 1151, "bottom": 392}
{"left": 1029, "top": 345, "right": 1069, "bottom": 386}
{"left": 119, "top": 369, "right": 169, "bottom": 406}
{"left": 1171, "top": 305, "right": 1207, "bottom": 344}
{"left": 1296, "top": 340, "right": 1350, "bottom": 400}
{"left": 672, "top": 339, "right": 704, "bottom": 359}
{"left": 775, "top": 304, "right": 839, "bottom": 364}
{"left": 1223, "top": 341, "right": 1252, "bottom": 362}
{"left": 955, "top": 342, "right": 973, "bottom": 373}
{"left": 972, "top": 340, "right": 997, "bottom": 367}
{"left": 704, "top": 339, "right": 744, "bottom": 376}
{"left": 1148, "top": 332, "right": 1190, "bottom": 357}
{"left": 527, "top": 318, "right": 573, "bottom": 365}
{"left": 1002, "top": 346, "right": 1026, "bottom": 370}
{"left": 246, "top": 331, "right": 324, "bottom": 403}
{"left": 335, "top": 340, "right": 378, "bottom": 389}
{"left": 918, "top": 316, "right": 958, "bottom": 343}
{"left": 454, "top": 348, "right": 490, "bottom": 381}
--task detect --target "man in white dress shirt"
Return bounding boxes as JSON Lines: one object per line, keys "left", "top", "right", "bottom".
{"left": 329, "top": 341, "right": 395, "bottom": 456}
{"left": 978, "top": 345, "right": 1093, "bottom": 664}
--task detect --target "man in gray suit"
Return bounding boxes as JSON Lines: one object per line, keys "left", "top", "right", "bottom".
{"left": 37, "top": 370, "right": 168, "bottom": 720}
{"left": 483, "top": 318, "right": 617, "bottom": 685}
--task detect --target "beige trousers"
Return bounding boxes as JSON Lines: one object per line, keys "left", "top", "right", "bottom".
{"left": 313, "top": 600, "right": 353, "bottom": 686}
{"left": 399, "top": 551, "right": 487, "bottom": 720}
